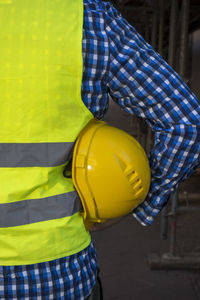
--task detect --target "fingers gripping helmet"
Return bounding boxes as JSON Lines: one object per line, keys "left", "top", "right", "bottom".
{"left": 72, "top": 119, "right": 150, "bottom": 229}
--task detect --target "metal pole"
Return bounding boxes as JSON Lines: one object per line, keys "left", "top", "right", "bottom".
{"left": 145, "top": 26, "right": 150, "bottom": 44}
{"left": 145, "top": 1, "right": 159, "bottom": 154}
{"left": 169, "top": 190, "right": 178, "bottom": 256}
{"left": 136, "top": 118, "right": 141, "bottom": 144}
{"left": 158, "top": 0, "right": 164, "bottom": 56}
{"left": 145, "top": 13, "right": 150, "bottom": 43}
{"left": 179, "top": 0, "right": 190, "bottom": 79}
{"left": 151, "top": 0, "right": 158, "bottom": 49}
{"left": 161, "top": 0, "right": 178, "bottom": 241}
{"left": 146, "top": 127, "right": 152, "bottom": 154}
{"left": 161, "top": 205, "right": 168, "bottom": 240}
{"left": 168, "top": 0, "right": 178, "bottom": 67}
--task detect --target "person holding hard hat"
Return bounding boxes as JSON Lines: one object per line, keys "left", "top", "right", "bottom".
{"left": 71, "top": 118, "right": 151, "bottom": 230}
{"left": 0, "top": 0, "right": 199, "bottom": 299}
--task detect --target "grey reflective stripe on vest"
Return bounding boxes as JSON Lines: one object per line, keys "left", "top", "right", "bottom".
{"left": 0, "top": 191, "right": 82, "bottom": 227}
{"left": 0, "top": 142, "right": 74, "bottom": 167}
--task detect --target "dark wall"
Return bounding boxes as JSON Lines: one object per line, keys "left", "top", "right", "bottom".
{"left": 191, "top": 29, "right": 200, "bottom": 99}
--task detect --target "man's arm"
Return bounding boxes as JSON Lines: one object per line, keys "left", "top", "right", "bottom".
{"left": 103, "top": 3, "right": 200, "bottom": 226}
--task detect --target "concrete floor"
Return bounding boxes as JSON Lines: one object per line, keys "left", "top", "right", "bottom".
{"left": 91, "top": 100, "right": 200, "bottom": 300}
{"left": 92, "top": 214, "right": 200, "bottom": 300}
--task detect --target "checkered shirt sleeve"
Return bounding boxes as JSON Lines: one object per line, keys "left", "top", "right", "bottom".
{"left": 102, "top": 3, "right": 200, "bottom": 225}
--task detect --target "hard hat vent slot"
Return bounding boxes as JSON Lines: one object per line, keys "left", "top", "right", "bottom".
{"left": 126, "top": 170, "right": 140, "bottom": 186}
{"left": 135, "top": 187, "right": 144, "bottom": 196}
{"left": 124, "top": 166, "right": 135, "bottom": 177}
{"left": 130, "top": 176, "right": 143, "bottom": 192}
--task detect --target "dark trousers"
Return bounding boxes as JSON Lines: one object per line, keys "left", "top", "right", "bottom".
{"left": 86, "top": 277, "right": 103, "bottom": 300}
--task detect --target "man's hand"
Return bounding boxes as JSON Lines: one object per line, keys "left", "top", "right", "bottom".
{"left": 89, "top": 217, "right": 123, "bottom": 232}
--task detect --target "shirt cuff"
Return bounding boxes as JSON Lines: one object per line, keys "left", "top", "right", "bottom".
{"left": 132, "top": 201, "right": 161, "bottom": 226}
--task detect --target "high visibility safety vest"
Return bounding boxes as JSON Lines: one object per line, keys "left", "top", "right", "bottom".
{"left": 0, "top": 0, "right": 93, "bottom": 265}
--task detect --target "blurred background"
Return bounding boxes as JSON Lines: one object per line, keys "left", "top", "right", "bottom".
{"left": 91, "top": 1, "right": 200, "bottom": 299}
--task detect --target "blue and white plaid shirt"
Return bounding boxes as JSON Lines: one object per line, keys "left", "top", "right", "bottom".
{"left": 82, "top": 0, "right": 200, "bottom": 226}
{"left": 1, "top": 0, "right": 200, "bottom": 299}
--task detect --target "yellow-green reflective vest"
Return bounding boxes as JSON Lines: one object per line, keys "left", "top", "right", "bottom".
{"left": 0, "top": 0, "right": 93, "bottom": 265}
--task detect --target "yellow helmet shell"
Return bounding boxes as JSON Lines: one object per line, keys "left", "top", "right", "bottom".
{"left": 72, "top": 119, "right": 150, "bottom": 228}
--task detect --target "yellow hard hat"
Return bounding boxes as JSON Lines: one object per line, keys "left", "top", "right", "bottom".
{"left": 72, "top": 118, "right": 150, "bottom": 229}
